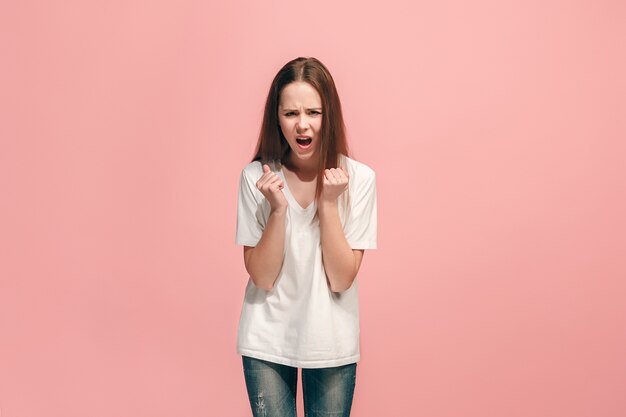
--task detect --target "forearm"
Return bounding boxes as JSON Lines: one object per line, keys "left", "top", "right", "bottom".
{"left": 246, "top": 208, "right": 287, "bottom": 290}
{"left": 318, "top": 201, "right": 357, "bottom": 292}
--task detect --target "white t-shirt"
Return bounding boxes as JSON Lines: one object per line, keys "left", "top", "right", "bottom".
{"left": 235, "top": 154, "right": 377, "bottom": 368}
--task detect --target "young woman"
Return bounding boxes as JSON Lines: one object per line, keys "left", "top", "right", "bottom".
{"left": 235, "top": 56, "right": 377, "bottom": 417}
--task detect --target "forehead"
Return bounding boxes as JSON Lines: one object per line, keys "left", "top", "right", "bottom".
{"left": 279, "top": 82, "right": 322, "bottom": 108}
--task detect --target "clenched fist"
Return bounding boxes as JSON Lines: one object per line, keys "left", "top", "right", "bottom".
{"left": 319, "top": 167, "right": 349, "bottom": 204}
{"left": 256, "top": 164, "right": 288, "bottom": 212}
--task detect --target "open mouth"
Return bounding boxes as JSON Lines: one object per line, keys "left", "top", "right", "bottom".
{"left": 296, "top": 137, "right": 312, "bottom": 146}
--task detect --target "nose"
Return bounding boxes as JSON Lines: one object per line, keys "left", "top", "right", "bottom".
{"left": 296, "top": 114, "right": 309, "bottom": 130}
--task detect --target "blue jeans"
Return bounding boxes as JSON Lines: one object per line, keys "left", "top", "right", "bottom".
{"left": 242, "top": 355, "right": 357, "bottom": 417}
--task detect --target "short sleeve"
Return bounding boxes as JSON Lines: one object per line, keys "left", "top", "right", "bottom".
{"left": 235, "top": 168, "right": 265, "bottom": 246}
{"left": 344, "top": 169, "right": 377, "bottom": 249}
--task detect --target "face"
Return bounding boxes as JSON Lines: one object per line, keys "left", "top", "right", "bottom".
{"left": 278, "top": 81, "right": 323, "bottom": 165}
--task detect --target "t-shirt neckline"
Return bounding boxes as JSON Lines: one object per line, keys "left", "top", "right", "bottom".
{"left": 277, "top": 163, "right": 316, "bottom": 213}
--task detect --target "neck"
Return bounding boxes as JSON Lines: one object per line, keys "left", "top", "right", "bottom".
{"left": 285, "top": 153, "right": 319, "bottom": 176}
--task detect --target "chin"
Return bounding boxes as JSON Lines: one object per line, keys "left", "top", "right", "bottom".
{"left": 289, "top": 146, "right": 315, "bottom": 157}
{"left": 293, "top": 151, "right": 317, "bottom": 160}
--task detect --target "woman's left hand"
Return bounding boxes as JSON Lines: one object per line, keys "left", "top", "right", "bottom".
{"left": 319, "top": 167, "right": 349, "bottom": 204}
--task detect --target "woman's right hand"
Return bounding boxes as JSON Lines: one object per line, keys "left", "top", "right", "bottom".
{"left": 256, "top": 164, "right": 288, "bottom": 213}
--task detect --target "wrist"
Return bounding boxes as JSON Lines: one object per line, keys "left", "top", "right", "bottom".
{"left": 318, "top": 199, "right": 338, "bottom": 213}
{"left": 270, "top": 206, "right": 288, "bottom": 217}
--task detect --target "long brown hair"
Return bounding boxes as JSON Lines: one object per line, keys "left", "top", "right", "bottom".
{"left": 251, "top": 57, "right": 350, "bottom": 203}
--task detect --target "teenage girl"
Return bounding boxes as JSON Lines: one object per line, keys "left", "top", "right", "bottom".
{"left": 235, "top": 56, "right": 377, "bottom": 417}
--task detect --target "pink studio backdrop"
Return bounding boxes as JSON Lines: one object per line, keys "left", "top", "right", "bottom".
{"left": 1, "top": 0, "right": 625, "bottom": 416}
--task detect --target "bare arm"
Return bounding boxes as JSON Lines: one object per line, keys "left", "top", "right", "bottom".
{"left": 243, "top": 164, "right": 288, "bottom": 291}
{"left": 244, "top": 208, "right": 286, "bottom": 291}
{"left": 319, "top": 200, "right": 365, "bottom": 292}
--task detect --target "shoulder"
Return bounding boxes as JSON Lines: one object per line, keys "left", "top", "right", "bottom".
{"left": 241, "top": 159, "right": 281, "bottom": 181}
{"left": 241, "top": 160, "right": 263, "bottom": 179}
{"left": 341, "top": 154, "right": 376, "bottom": 184}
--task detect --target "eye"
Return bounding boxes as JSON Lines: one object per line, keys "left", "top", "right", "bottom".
{"left": 285, "top": 111, "right": 296, "bottom": 116}
{"left": 309, "top": 110, "right": 322, "bottom": 115}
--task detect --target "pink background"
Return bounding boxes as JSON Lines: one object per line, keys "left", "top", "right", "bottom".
{"left": 1, "top": 1, "right": 625, "bottom": 416}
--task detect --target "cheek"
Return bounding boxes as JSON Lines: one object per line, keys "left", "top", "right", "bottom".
{"left": 278, "top": 119, "right": 291, "bottom": 132}
{"left": 278, "top": 120, "right": 288, "bottom": 136}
